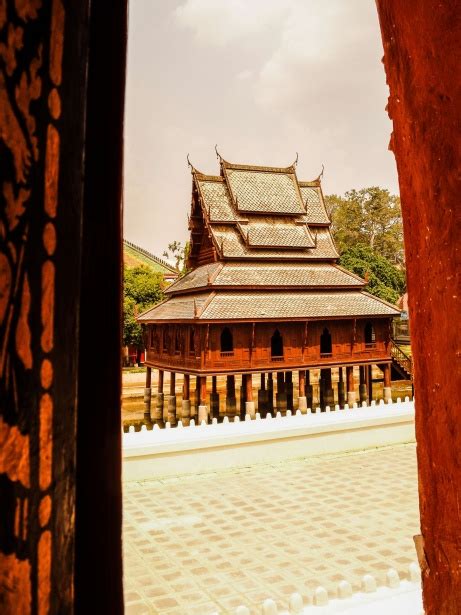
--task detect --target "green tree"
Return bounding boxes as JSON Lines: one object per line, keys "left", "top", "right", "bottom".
{"left": 325, "top": 187, "right": 404, "bottom": 265}
{"left": 123, "top": 266, "right": 164, "bottom": 348}
{"left": 163, "top": 240, "right": 190, "bottom": 275}
{"left": 339, "top": 245, "right": 406, "bottom": 304}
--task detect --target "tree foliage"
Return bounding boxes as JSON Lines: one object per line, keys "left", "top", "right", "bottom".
{"left": 325, "top": 187, "right": 404, "bottom": 265}
{"left": 123, "top": 266, "right": 164, "bottom": 347}
{"left": 339, "top": 245, "right": 406, "bottom": 304}
{"left": 163, "top": 240, "right": 190, "bottom": 275}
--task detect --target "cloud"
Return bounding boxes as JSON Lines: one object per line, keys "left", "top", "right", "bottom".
{"left": 174, "top": 0, "right": 291, "bottom": 46}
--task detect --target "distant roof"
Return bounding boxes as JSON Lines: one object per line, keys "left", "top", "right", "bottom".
{"left": 123, "top": 240, "right": 178, "bottom": 276}
{"left": 139, "top": 290, "right": 399, "bottom": 322}
{"left": 137, "top": 153, "right": 399, "bottom": 323}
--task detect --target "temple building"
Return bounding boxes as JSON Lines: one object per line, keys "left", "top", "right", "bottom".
{"left": 139, "top": 154, "right": 400, "bottom": 425}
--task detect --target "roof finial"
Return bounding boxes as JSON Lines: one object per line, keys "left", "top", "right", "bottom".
{"left": 315, "top": 164, "right": 325, "bottom": 182}
{"left": 215, "top": 144, "right": 222, "bottom": 161}
{"left": 187, "top": 153, "right": 194, "bottom": 171}
{"left": 293, "top": 152, "right": 299, "bottom": 167}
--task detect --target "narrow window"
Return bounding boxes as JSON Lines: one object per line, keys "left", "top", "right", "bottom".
{"left": 220, "top": 327, "right": 234, "bottom": 355}
{"left": 162, "top": 326, "right": 169, "bottom": 353}
{"left": 271, "top": 329, "right": 284, "bottom": 360}
{"left": 175, "top": 327, "right": 181, "bottom": 354}
{"left": 320, "top": 327, "right": 332, "bottom": 356}
{"left": 364, "top": 322, "right": 376, "bottom": 347}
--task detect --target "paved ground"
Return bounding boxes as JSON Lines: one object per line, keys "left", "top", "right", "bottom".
{"left": 123, "top": 444, "right": 419, "bottom": 614}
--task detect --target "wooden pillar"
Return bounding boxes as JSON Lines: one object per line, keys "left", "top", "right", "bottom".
{"left": 276, "top": 372, "right": 287, "bottom": 413}
{"left": 195, "top": 375, "right": 201, "bottom": 409}
{"left": 198, "top": 375, "right": 208, "bottom": 424}
{"left": 367, "top": 364, "right": 373, "bottom": 403}
{"left": 245, "top": 373, "right": 253, "bottom": 401}
{"left": 376, "top": 3, "right": 461, "bottom": 609}
{"left": 167, "top": 372, "right": 176, "bottom": 425}
{"left": 210, "top": 375, "right": 220, "bottom": 419}
{"left": 158, "top": 369, "right": 164, "bottom": 394}
{"left": 258, "top": 373, "right": 268, "bottom": 416}
{"left": 298, "top": 370, "right": 307, "bottom": 413}
{"left": 152, "top": 369, "right": 165, "bottom": 425}
{"left": 182, "top": 374, "right": 191, "bottom": 425}
{"left": 305, "top": 369, "right": 313, "bottom": 410}
{"left": 322, "top": 368, "right": 334, "bottom": 409}
{"left": 346, "top": 366, "right": 355, "bottom": 405}
{"left": 359, "top": 366, "right": 367, "bottom": 403}
{"left": 299, "top": 370, "right": 306, "bottom": 397}
{"left": 240, "top": 374, "right": 247, "bottom": 419}
{"left": 143, "top": 366, "right": 152, "bottom": 421}
{"left": 261, "top": 373, "right": 266, "bottom": 390}
{"left": 245, "top": 373, "right": 255, "bottom": 418}
{"left": 337, "top": 367, "right": 346, "bottom": 408}
{"left": 383, "top": 363, "right": 392, "bottom": 402}
{"left": 285, "top": 371, "right": 293, "bottom": 410}
{"left": 226, "top": 375, "right": 237, "bottom": 419}
{"left": 267, "top": 373, "right": 274, "bottom": 413}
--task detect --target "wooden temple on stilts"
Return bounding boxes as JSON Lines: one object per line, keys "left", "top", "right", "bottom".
{"left": 138, "top": 152, "right": 400, "bottom": 426}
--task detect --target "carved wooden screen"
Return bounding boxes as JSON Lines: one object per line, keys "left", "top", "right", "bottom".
{"left": 0, "top": 1, "right": 126, "bottom": 613}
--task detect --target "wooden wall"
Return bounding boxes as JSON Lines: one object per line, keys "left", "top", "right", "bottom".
{"left": 377, "top": 1, "right": 461, "bottom": 612}
{"left": 145, "top": 319, "right": 391, "bottom": 373}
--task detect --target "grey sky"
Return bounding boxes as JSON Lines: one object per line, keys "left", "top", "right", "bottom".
{"left": 124, "top": 0, "right": 398, "bottom": 257}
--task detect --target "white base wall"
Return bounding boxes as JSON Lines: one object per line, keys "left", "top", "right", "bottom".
{"left": 123, "top": 400, "right": 415, "bottom": 482}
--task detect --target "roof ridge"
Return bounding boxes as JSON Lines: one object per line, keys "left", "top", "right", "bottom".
{"left": 123, "top": 239, "right": 177, "bottom": 273}
{"left": 221, "top": 159, "right": 296, "bottom": 174}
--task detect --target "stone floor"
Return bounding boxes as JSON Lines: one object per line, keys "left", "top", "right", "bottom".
{"left": 123, "top": 444, "right": 419, "bottom": 614}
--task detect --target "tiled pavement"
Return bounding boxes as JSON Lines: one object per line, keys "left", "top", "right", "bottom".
{"left": 123, "top": 444, "right": 419, "bottom": 614}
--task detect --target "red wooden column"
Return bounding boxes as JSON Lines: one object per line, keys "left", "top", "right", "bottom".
{"left": 346, "top": 366, "right": 355, "bottom": 405}
{"left": 245, "top": 373, "right": 255, "bottom": 418}
{"left": 376, "top": 2, "right": 461, "bottom": 611}
{"left": 298, "top": 370, "right": 307, "bottom": 413}
{"left": 226, "top": 375, "right": 237, "bottom": 419}
{"left": 182, "top": 374, "right": 191, "bottom": 425}
{"left": 383, "top": 364, "right": 392, "bottom": 402}
{"left": 211, "top": 375, "right": 220, "bottom": 419}
{"left": 168, "top": 372, "right": 177, "bottom": 425}
{"left": 338, "top": 367, "right": 346, "bottom": 408}
{"left": 359, "top": 366, "right": 367, "bottom": 403}
{"left": 144, "top": 366, "right": 152, "bottom": 421}
{"left": 153, "top": 369, "right": 165, "bottom": 425}
{"left": 198, "top": 375, "right": 208, "bottom": 423}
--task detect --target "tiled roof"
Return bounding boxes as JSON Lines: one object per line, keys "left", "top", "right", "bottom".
{"left": 241, "top": 221, "right": 315, "bottom": 248}
{"left": 123, "top": 240, "right": 178, "bottom": 274}
{"left": 210, "top": 225, "right": 338, "bottom": 260}
{"left": 225, "top": 167, "right": 306, "bottom": 215}
{"left": 196, "top": 177, "right": 247, "bottom": 223}
{"left": 165, "top": 262, "right": 364, "bottom": 294}
{"left": 138, "top": 294, "right": 212, "bottom": 322}
{"left": 139, "top": 290, "right": 399, "bottom": 322}
{"left": 299, "top": 185, "right": 331, "bottom": 225}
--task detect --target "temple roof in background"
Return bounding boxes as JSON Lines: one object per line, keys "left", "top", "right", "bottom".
{"left": 138, "top": 154, "right": 399, "bottom": 323}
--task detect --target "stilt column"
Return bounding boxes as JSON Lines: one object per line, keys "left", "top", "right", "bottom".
{"left": 210, "top": 375, "right": 220, "bottom": 419}
{"left": 144, "top": 366, "right": 152, "bottom": 422}
{"left": 285, "top": 371, "right": 293, "bottom": 410}
{"left": 258, "top": 373, "right": 269, "bottom": 417}
{"left": 306, "top": 370, "right": 313, "bottom": 410}
{"left": 298, "top": 370, "right": 307, "bottom": 413}
{"left": 182, "top": 374, "right": 191, "bottom": 425}
{"left": 276, "top": 372, "right": 287, "bottom": 414}
{"left": 226, "top": 375, "right": 237, "bottom": 419}
{"left": 367, "top": 364, "right": 373, "bottom": 403}
{"left": 346, "top": 366, "right": 355, "bottom": 405}
{"left": 383, "top": 363, "right": 392, "bottom": 402}
{"left": 167, "top": 372, "right": 177, "bottom": 425}
{"left": 267, "top": 373, "right": 274, "bottom": 413}
{"left": 153, "top": 369, "right": 164, "bottom": 425}
{"left": 337, "top": 367, "right": 345, "bottom": 407}
{"left": 359, "top": 366, "right": 367, "bottom": 403}
{"left": 198, "top": 376, "right": 208, "bottom": 423}
{"left": 245, "top": 373, "right": 255, "bottom": 418}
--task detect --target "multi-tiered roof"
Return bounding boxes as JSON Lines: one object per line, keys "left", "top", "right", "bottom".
{"left": 139, "top": 156, "right": 398, "bottom": 323}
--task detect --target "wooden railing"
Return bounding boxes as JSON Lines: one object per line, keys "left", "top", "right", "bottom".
{"left": 390, "top": 340, "right": 413, "bottom": 378}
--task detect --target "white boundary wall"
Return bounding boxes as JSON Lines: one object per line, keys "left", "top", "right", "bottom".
{"left": 123, "top": 399, "right": 415, "bottom": 482}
